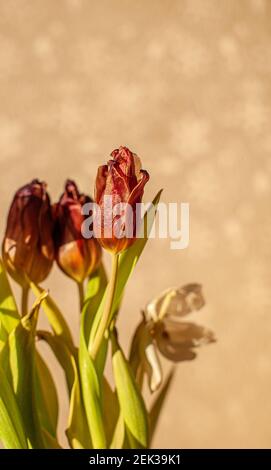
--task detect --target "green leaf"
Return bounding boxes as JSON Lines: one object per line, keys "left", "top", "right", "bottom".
{"left": 111, "top": 333, "right": 149, "bottom": 449}
{"left": 41, "top": 428, "right": 62, "bottom": 449}
{"left": 37, "top": 330, "right": 75, "bottom": 395}
{"left": 102, "top": 378, "right": 119, "bottom": 447}
{"left": 0, "top": 321, "right": 8, "bottom": 352}
{"left": 82, "top": 265, "right": 108, "bottom": 382}
{"left": 6, "top": 294, "right": 47, "bottom": 448}
{"left": 38, "top": 330, "right": 91, "bottom": 449}
{"left": 66, "top": 355, "right": 92, "bottom": 449}
{"left": 126, "top": 427, "right": 145, "bottom": 449}
{"left": 0, "top": 330, "right": 12, "bottom": 385}
{"left": 95, "top": 336, "right": 109, "bottom": 382}
{"left": 0, "top": 259, "right": 20, "bottom": 333}
{"left": 82, "top": 264, "right": 107, "bottom": 349}
{"left": 110, "top": 413, "right": 125, "bottom": 449}
{"left": 0, "top": 364, "right": 28, "bottom": 449}
{"left": 79, "top": 311, "right": 106, "bottom": 448}
{"left": 89, "top": 190, "right": 162, "bottom": 348}
{"left": 0, "top": 294, "right": 47, "bottom": 448}
{"left": 30, "top": 283, "right": 75, "bottom": 353}
{"left": 34, "top": 352, "right": 59, "bottom": 438}
{"left": 78, "top": 274, "right": 107, "bottom": 448}
{"left": 149, "top": 369, "right": 175, "bottom": 443}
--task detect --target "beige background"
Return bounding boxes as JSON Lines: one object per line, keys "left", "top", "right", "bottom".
{"left": 1, "top": 0, "right": 271, "bottom": 448}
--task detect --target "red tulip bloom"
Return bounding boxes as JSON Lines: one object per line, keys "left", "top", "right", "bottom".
{"left": 54, "top": 180, "right": 102, "bottom": 283}
{"left": 94, "top": 146, "right": 149, "bottom": 253}
{"left": 2, "top": 179, "right": 54, "bottom": 286}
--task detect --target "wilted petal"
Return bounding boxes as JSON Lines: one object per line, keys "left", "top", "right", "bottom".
{"left": 145, "top": 342, "right": 163, "bottom": 393}
{"left": 110, "top": 162, "right": 130, "bottom": 203}
{"left": 54, "top": 180, "right": 101, "bottom": 283}
{"left": 154, "top": 319, "right": 215, "bottom": 362}
{"left": 129, "top": 320, "right": 163, "bottom": 393}
{"left": 111, "top": 146, "right": 138, "bottom": 187}
{"left": 2, "top": 179, "right": 54, "bottom": 286}
{"left": 128, "top": 170, "right": 150, "bottom": 207}
{"left": 132, "top": 153, "right": 143, "bottom": 181}
{"left": 95, "top": 165, "right": 108, "bottom": 204}
{"left": 145, "top": 283, "right": 205, "bottom": 321}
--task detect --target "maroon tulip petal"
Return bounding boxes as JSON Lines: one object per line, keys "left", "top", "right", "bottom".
{"left": 64, "top": 180, "right": 80, "bottom": 201}
{"left": 54, "top": 180, "right": 102, "bottom": 283}
{"left": 127, "top": 169, "right": 150, "bottom": 206}
{"left": 110, "top": 162, "right": 131, "bottom": 203}
{"left": 2, "top": 180, "right": 54, "bottom": 285}
{"left": 111, "top": 146, "right": 135, "bottom": 176}
{"left": 95, "top": 165, "right": 109, "bottom": 204}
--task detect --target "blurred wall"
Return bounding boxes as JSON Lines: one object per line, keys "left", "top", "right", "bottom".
{"left": 0, "top": 0, "right": 271, "bottom": 448}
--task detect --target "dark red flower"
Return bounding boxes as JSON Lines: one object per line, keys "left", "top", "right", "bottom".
{"left": 2, "top": 179, "right": 54, "bottom": 286}
{"left": 54, "top": 180, "right": 101, "bottom": 283}
{"left": 94, "top": 146, "right": 149, "bottom": 253}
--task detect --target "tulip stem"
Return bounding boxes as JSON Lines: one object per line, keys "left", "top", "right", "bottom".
{"left": 77, "top": 282, "right": 85, "bottom": 312}
{"left": 91, "top": 254, "right": 119, "bottom": 360}
{"left": 21, "top": 286, "right": 29, "bottom": 317}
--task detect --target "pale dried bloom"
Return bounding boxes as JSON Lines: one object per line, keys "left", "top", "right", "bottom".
{"left": 130, "top": 284, "right": 215, "bottom": 393}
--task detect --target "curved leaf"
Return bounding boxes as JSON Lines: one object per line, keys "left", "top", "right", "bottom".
{"left": 83, "top": 264, "right": 107, "bottom": 349}
{"left": 34, "top": 352, "right": 58, "bottom": 438}
{"left": 111, "top": 334, "right": 149, "bottom": 448}
{"left": 149, "top": 369, "right": 174, "bottom": 442}
{"left": 110, "top": 413, "right": 125, "bottom": 449}
{"left": 6, "top": 295, "right": 47, "bottom": 448}
{"left": 37, "top": 330, "right": 91, "bottom": 449}
{"left": 82, "top": 266, "right": 108, "bottom": 381}
{"left": 79, "top": 323, "right": 106, "bottom": 448}
{"left": 30, "top": 283, "right": 75, "bottom": 353}
{"left": 37, "top": 330, "right": 75, "bottom": 394}
{"left": 79, "top": 284, "right": 106, "bottom": 448}
{"left": 102, "top": 378, "right": 119, "bottom": 446}
{"left": 0, "top": 321, "right": 8, "bottom": 352}
{"left": 0, "top": 293, "right": 48, "bottom": 448}
{"left": 0, "top": 364, "right": 28, "bottom": 449}
{"left": 0, "top": 259, "right": 19, "bottom": 333}
{"left": 42, "top": 428, "right": 62, "bottom": 449}
{"left": 66, "top": 355, "right": 92, "bottom": 449}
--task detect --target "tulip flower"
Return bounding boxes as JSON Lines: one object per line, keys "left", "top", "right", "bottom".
{"left": 90, "top": 147, "right": 150, "bottom": 360}
{"left": 53, "top": 180, "right": 102, "bottom": 287}
{"left": 94, "top": 146, "right": 149, "bottom": 254}
{"left": 130, "top": 284, "right": 215, "bottom": 392}
{"left": 2, "top": 179, "right": 54, "bottom": 288}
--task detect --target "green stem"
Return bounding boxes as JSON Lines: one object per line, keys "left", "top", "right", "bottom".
{"left": 77, "top": 282, "right": 85, "bottom": 312}
{"left": 91, "top": 254, "right": 119, "bottom": 360}
{"left": 21, "top": 286, "right": 29, "bottom": 317}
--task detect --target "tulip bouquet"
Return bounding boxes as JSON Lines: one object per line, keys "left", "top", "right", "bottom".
{"left": 0, "top": 147, "right": 214, "bottom": 449}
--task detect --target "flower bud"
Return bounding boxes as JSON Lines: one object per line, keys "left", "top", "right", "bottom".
{"left": 2, "top": 179, "right": 54, "bottom": 286}
{"left": 53, "top": 180, "right": 102, "bottom": 283}
{"left": 94, "top": 146, "right": 149, "bottom": 253}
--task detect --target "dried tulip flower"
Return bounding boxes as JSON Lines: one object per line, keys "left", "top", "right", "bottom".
{"left": 90, "top": 146, "right": 150, "bottom": 360}
{"left": 94, "top": 146, "right": 149, "bottom": 254}
{"left": 130, "top": 284, "right": 215, "bottom": 392}
{"left": 2, "top": 179, "right": 54, "bottom": 286}
{"left": 2, "top": 179, "right": 54, "bottom": 315}
{"left": 53, "top": 180, "right": 102, "bottom": 285}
